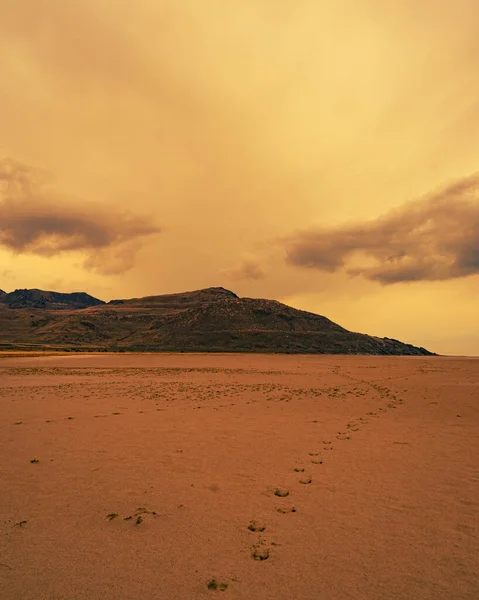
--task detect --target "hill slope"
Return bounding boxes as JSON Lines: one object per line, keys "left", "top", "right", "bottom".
{"left": 0, "top": 286, "right": 434, "bottom": 355}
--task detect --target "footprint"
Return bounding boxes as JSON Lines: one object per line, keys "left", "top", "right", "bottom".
{"left": 135, "top": 507, "right": 158, "bottom": 517}
{"left": 274, "top": 488, "right": 290, "bottom": 497}
{"left": 207, "top": 578, "right": 228, "bottom": 591}
{"left": 251, "top": 547, "right": 270, "bottom": 561}
{"left": 293, "top": 467, "right": 305, "bottom": 472}
{"left": 121, "top": 507, "right": 158, "bottom": 524}
{"left": 346, "top": 421, "right": 359, "bottom": 431}
{"left": 248, "top": 521, "right": 266, "bottom": 532}
{"left": 13, "top": 520, "right": 28, "bottom": 528}
{"left": 311, "top": 460, "right": 323, "bottom": 465}
{"left": 299, "top": 477, "right": 312, "bottom": 484}
{"left": 276, "top": 506, "right": 296, "bottom": 514}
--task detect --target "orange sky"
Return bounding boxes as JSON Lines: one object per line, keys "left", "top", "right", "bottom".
{"left": 1, "top": 0, "right": 479, "bottom": 355}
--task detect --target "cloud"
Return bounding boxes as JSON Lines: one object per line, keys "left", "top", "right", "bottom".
{"left": 285, "top": 173, "right": 479, "bottom": 284}
{"left": 222, "top": 259, "right": 266, "bottom": 281}
{"left": 0, "top": 158, "right": 160, "bottom": 274}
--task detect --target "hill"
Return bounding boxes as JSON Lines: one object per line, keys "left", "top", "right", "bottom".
{"left": 0, "top": 286, "right": 434, "bottom": 355}
{"left": 0, "top": 288, "right": 104, "bottom": 310}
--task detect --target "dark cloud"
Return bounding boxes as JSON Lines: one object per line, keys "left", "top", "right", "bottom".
{"left": 0, "top": 158, "right": 160, "bottom": 274}
{"left": 222, "top": 259, "right": 266, "bottom": 281}
{"left": 285, "top": 173, "right": 479, "bottom": 284}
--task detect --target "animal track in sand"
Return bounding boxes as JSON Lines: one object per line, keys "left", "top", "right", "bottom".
{"left": 207, "top": 578, "right": 228, "bottom": 591}
{"left": 252, "top": 547, "right": 270, "bottom": 561}
{"left": 107, "top": 507, "right": 158, "bottom": 525}
{"left": 134, "top": 507, "right": 158, "bottom": 517}
{"left": 299, "top": 477, "right": 312, "bottom": 484}
{"left": 276, "top": 506, "right": 296, "bottom": 514}
{"left": 248, "top": 521, "right": 266, "bottom": 532}
{"left": 251, "top": 538, "right": 271, "bottom": 561}
{"left": 274, "top": 488, "right": 290, "bottom": 498}
{"left": 13, "top": 520, "right": 28, "bottom": 528}
{"left": 293, "top": 467, "right": 305, "bottom": 472}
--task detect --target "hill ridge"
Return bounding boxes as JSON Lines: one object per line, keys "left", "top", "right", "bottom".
{"left": 0, "top": 286, "right": 435, "bottom": 355}
{"left": 0, "top": 288, "right": 104, "bottom": 310}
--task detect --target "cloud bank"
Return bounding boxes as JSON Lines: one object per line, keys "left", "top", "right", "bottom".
{"left": 0, "top": 158, "right": 160, "bottom": 274}
{"left": 285, "top": 173, "right": 479, "bottom": 284}
{"left": 222, "top": 259, "right": 266, "bottom": 281}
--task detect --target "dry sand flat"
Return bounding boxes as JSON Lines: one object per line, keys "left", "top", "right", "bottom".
{"left": 0, "top": 354, "right": 478, "bottom": 600}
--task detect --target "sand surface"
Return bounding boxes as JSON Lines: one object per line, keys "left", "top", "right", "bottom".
{"left": 1, "top": 353, "right": 478, "bottom": 599}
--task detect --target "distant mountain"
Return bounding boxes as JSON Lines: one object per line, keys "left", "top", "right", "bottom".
{"left": 0, "top": 286, "right": 435, "bottom": 355}
{"left": 0, "top": 288, "right": 104, "bottom": 310}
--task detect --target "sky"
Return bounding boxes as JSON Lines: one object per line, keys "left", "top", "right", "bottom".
{"left": 1, "top": 0, "right": 479, "bottom": 356}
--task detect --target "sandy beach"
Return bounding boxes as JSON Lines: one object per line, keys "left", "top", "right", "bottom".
{"left": 1, "top": 353, "right": 478, "bottom": 599}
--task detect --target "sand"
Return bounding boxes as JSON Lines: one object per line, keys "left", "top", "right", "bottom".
{"left": 0, "top": 353, "right": 478, "bottom": 599}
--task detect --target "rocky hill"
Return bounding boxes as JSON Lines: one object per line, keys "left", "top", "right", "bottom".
{"left": 0, "top": 289, "right": 105, "bottom": 310}
{"left": 0, "top": 286, "right": 434, "bottom": 355}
